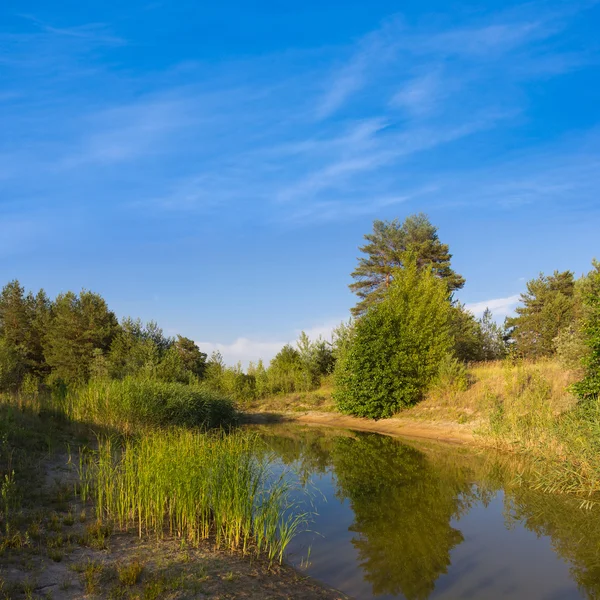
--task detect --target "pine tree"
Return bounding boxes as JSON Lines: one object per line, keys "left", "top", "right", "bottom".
{"left": 506, "top": 271, "right": 576, "bottom": 359}
{"left": 44, "top": 290, "right": 119, "bottom": 385}
{"left": 0, "top": 281, "right": 49, "bottom": 386}
{"left": 349, "top": 214, "right": 465, "bottom": 316}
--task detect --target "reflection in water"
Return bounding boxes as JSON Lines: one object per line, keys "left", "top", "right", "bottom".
{"left": 253, "top": 425, "right": 600, "bottom": 600}
{"left": 332, "top": 436, "right": 467, "bottom": 599}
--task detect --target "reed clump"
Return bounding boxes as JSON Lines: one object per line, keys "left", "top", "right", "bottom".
{"left": 65, "top": 377, "right": 237, "bottom": 432}
{"left": 80, "top": 430, "right": 309, "bottom": 564}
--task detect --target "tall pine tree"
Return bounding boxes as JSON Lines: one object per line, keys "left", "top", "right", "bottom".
{"left": 349, "top": 214, "right": 465, "bottom": 316}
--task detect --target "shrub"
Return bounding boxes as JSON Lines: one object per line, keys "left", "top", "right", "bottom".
{"left": 333, "top": 258, "right": 453, "bottom": 419}
{"left": 431, "top": 355, "right": 471, "bottom": 396}
{"left": 573, "top": 260, "right": 600, "bottom": 401}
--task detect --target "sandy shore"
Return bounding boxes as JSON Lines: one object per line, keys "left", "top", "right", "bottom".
{"left": 242, "top": 410, "right": 477, "bottom": 445}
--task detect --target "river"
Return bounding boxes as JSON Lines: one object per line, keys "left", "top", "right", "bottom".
{"left": 251, "top": 423, "right": 600, "bottom": 600}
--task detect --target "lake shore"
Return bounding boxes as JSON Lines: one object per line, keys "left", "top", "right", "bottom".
{"left": 242, "top": 410, "right": 476, "bottom": 445}
{"left": 0, "top": 397, "right": 349, "bottom": 600}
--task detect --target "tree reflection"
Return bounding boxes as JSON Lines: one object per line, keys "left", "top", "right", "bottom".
{"left": 332, "top": 434, "right": 474, "bottom": 599}
{"left": 254, "top": 425, "right": 600, "bottom": 600}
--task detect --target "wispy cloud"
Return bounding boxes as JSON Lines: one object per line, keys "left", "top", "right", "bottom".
{"left": 1, "top": 0, "right": 598, "bottom": 234}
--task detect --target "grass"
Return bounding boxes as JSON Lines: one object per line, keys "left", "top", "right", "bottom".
{"left": 246, "top": 375, "right": 336, "bottom": 413}
{"left": 64, "top": 376, "right": 238, "bottom": 432}
{"left": 118, "top": 559, "right": 144, "bottom": 585}
{"left": 79, "top": 429, "right": 311, "bottom": 565}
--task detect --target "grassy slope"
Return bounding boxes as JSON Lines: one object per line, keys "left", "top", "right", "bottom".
{"left": 247, "top": 361, "right": 579, "bottom": 423}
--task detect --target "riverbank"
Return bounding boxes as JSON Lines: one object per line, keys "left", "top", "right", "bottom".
{"left": 0, "top": 395, "right": 348, "bottom": 599}
{"left": 243, "top": 410, "right": 476, "bottom": 445}
{"left": 245, "top": 360, "right": 600, "bottom": 497}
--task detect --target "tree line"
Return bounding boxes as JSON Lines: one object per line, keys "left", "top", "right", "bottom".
{"left": 0, "top": 281, "right": 334, "bottom": 401}
{"left": 2, "top": 213, "right": 598, "bottom": 414}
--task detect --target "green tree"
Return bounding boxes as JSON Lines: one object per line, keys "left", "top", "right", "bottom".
{"left": 573, "top": 260, "right": 600, "bottom": 400}
{"left": 172, "top": 335, "right": 207, "bottom": 378}
{"left": 268, "top": 344, "right": 305, "bottom": 394}
{"left": 44, "top": 290, "right": 119, "bottom": 386}
{"left": 506, "top": 271, "right": 576, "bottom": 359}
{"left": 349, "top": 214, "right": 465, "bottom": 316}
{"left": 450, "top": 303, "right": 484, "bottom": 362}
{"left": 478, "top": 308, "right": 506, "bottom": 360}
{"left": 107, "top": 318, "right": 161, "bottom": 379}
{"left": 335, "top": 257, "right": 453, "bottom": 418}
{"left": 0, "top": 281, "right": 49, "bottom": 386}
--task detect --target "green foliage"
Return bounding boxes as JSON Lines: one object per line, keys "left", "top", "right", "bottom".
{"left": 479, "top": 308, "right": 507, "bottom": 360}
{"left": 268, "top": 345, "right": 307, "bottom": 394}
{"left": 106, "top": 318, "right": 163, "bottom": 379}
{"left": 44, "top": 290, "right": 120, "bottom": 386}
{"left": 83, "top": 430, "right": 310, "bottom": 564}
{"left": 432, "top": 354, "right": 471, "bottom": 394}
{"left": 67, "top": 377, "right": 237, "bottom": 431}
{"left": 334, "top": 259, "right": 453, "bottom": 418}
{"left": 450, "top": 303, "right": 484, "bottom": 362}
{"left": 0, "top": 338, "right": 23, "bottom": 392}
{"left": 573, "top": 260, "right": 600, "bottom": 400}
{"left": 349, "top": 214, "right": 465, "bottom": 316}
{"left": 0, "top": 281, "right": 49, "bottom": 386}
{"left": 506, "top": 271, "right": 576, "bottom": 359}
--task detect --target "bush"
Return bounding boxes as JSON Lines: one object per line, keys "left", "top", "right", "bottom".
{"left": 67, "top": 377, "right": 237, "bottom": 431}
{"left": 431, "top": 355, "right": 471, "bottom": 395}
{"left": 573, "top": 260, "right": 600, "bottom": 401}
{"left": 333, "top": 259, "right": 453, "bottom": 419}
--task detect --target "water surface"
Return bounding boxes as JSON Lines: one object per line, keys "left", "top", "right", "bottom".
{"left": 252, "top": 424, "right": 600, "bottom": 600}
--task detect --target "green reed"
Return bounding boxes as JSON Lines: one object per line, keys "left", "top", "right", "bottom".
{"left": 79, "top": 429, "right": 310, "bottom": 563}
{"left": 64, "top": 377, "right": 237, "bottom": 432}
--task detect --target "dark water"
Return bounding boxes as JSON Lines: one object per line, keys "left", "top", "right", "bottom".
{"left": 252, "top": 424, "right": 600, "bottom": 600}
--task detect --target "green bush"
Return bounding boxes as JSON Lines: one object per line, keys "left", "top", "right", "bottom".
{"left": 333, "top": 258, "right": 453, "bottom": 419}
{"left": 573, "top": 260, "right": 600, "bottom": 400}
{"left": 431, "top": 354, "right": 471, "bottom": 394}
{"left": 67, "top": 377, "right": 237, "bottom": 431}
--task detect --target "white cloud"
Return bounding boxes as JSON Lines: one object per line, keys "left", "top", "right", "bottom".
{"left": 391, "top": 71, "right": 442, "bottom": 116}
{"left": 198, "top": 338, "right": 286, "bottom": 367}
{"left": 465, "top": 294, "right": 521, "bottom": 318}
{"left": 198, "top": 318, "right": 345, "bottom": 367}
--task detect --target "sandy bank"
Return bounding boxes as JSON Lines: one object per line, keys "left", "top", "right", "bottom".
{"left": 242, "top": 410, "right": 477, "bottom": 445}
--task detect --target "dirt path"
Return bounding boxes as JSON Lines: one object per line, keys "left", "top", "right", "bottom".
{"left": 242, "top": 410, "right": 477, "bottom": 445}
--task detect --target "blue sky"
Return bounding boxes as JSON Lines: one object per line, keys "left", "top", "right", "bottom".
{"left": 2, "top": 0, "right": 599, "bottom": 364}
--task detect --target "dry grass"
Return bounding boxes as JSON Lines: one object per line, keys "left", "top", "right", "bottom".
{"left": 247, "top": 376, "right": 336, "bottom": 413}
{"left": 409, "top": 359, "right": 580, "bottom": 426}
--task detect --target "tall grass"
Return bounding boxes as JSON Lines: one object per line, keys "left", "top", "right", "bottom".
{"left": 79, "top": 430, "right": 310, "bottom": 564}
{"left": 64, "top": 377, "right": 237, "bottom": 431}
{"left": 481, "top": 363, "right": 600, "bottom": 498}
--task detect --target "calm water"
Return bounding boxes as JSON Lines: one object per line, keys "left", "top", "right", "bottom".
{"left": 251, "top": 424, "right": 600, "bottom": 600}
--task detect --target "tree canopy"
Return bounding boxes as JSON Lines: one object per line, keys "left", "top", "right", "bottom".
{"left": 335, "top": 257, "right": 453, "bottom": 418}
{"left": 506, "top": 271, "right": 576, "bottom": 359}
{"left": 349, "top": 214, "right": 465, "bottom": 316}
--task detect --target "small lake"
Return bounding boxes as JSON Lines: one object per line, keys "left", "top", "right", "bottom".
{"left": 251, "top": 424, "right": 600, "bottom": 600}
